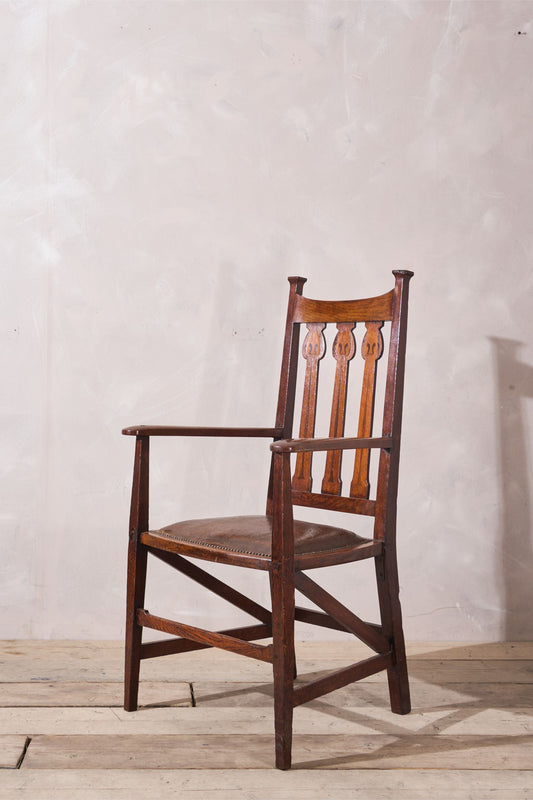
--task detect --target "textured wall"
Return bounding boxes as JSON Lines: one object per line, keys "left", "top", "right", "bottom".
{"left": 1, "top": 0, "right": 532, "bottom": 640}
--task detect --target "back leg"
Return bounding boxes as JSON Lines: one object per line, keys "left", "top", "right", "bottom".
{"left": 375, "top": 551, "right": 410, "bottom": 714}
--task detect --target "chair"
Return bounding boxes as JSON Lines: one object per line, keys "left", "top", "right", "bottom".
{"left": 123, "top": 270, "right": 413, "bottom": 770}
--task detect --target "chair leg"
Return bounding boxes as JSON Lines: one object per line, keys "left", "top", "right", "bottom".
{"left": 270, "top": 572, "right": 297, "bottom": 680}
{"left": 271, "top": 565, "right": 295, "bottom": 770}
{"left": 375, "top": 551, "right": 411, "bottom": 715}
{"left": 124, "top": 542, "right": 148, "bottom": 712}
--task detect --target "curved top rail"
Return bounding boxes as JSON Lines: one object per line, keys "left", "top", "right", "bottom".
{"left": 292, "top": 289, "right": 394, "bottom": 323}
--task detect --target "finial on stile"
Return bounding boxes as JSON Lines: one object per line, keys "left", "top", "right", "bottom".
{"left": 287, "top": 276, "right": 307, "bottom": 296}
{"left": 392, "top": 269, "right": 414, "bottom": 279}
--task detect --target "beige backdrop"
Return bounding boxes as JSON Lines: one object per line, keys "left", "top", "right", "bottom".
{"left": 1, "top": 0, "right": 532, "bottom": 641}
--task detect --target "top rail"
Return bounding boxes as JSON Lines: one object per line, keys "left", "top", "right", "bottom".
{"left": 292, "top": 290, "right": 394, "bottom": 323}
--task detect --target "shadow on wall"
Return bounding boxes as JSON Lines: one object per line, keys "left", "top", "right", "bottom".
{"left": 490, "top": 338, "right": 533, "bottom": 640}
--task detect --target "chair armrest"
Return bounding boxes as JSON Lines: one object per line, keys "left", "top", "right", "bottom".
{"left": 270, "top": 436, "right": 393, "bottom": 454}
{"left": 122, "top": 425, "right": 284, "bottom": 438}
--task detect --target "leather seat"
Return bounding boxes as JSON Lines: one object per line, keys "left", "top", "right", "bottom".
{"left": 141, "top": 515, "right": 382, "bottom": 570}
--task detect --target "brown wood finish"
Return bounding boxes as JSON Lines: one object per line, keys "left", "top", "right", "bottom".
{"left": 124, "top": 435, "right": 149, "bottom": 712}
{"left": 272, "top": 435, "right": 392, "bottom": 453}
{"left": 291, "top": 323, "right": 326, "bottom": 492}
{"left": 122, "top": 270, "right": 413, "bottom": 769}
{"left": 293, "top": 606, "right": 349, "bottom": 633}
{"left": 273, "top": 277, "right": 307, "bottom": 440}
{"left": 142, "top": 515, "right": 378, "bottom": 571}
{"left": 147, "top": 547, "right": 272, "bottom": 624}
{"left": 372, "top": 271, "right": 413, "bottom": 715}
{"left": 137, "top": 610, "right": 274, "bottom": 663}
{"left": 294, "top": 538, "right": 382, "bottom": 570}
{"left": 292, "top": 652, "right": 394, "bottom": 707}
{"left": 122, "top": 425, "right": 284, "bottom": 438}
{"left": 293, "top": 570, "right": 389, "bottom": 654}
{"left": 266, "top": 276, "right": 307, "bottom": 517}
{"left": 140, "top": 623, "right": 272, "bottom": 660}
{"left": 292, "top": 290, "right": 394, "bottom": 323}
{"left": 140, "top": 529, "right": 272, "bottom": 571}
{"left": 321, "top": 323, "right": 356, "bottom": 495}
{"left": 290, "top": 489, "right": 377, "bottom": 517}
{"left": 271, "top": 450, "right": 296, "bottom": 769}
{"left": 351, "top": 321, "right": 384, "bottom": 498}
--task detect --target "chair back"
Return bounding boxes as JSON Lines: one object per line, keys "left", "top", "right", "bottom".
{"left": 271, "top": 271, "right": 413, "bottom": 538}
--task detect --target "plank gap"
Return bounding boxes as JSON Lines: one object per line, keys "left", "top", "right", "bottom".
{"left": 16, "top": 737, "right": 31, "bottom": 769}
{"left": 189, "top": 682, "right": 196, "bottom": 708}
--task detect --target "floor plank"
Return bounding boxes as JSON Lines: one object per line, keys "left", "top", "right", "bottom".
{"left": 20, "top": 732, "right": 533, "bottom": 770}
{"left": 1, "top": 769, "right": 532, "bottom": 800}
{"left": 2, "top": 657, "right": 530, "bottom": 684}
{"left": 3, "top": 678, "right": 533, "bottom": 709}
{"left": 1, "top": 640, "right": 532, "bottom": 798}
{"left": 2, "top": 639, "right": 531, "bottom": 658}
{"left": 0, "top": 734, "right": 28, "bottom": 768}
{"left": 192, "top": 679, "right": 533, "bottom": 708}
{"left": 2, "top": 705, "right": 533, "bottom": 735}
{"left": 296, "top": 660, "right": 533, "bottom": 684}
{"left": 2, "top": 640, "right": 532, "bottom": 682}
{"left": 0, "top": 682, "right": 191, "bottom": 708}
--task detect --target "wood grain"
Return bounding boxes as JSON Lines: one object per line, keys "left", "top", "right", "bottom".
{"left": 4, "top": 677, "right": 532, "bottom": 709}
{"left": 351, "top": 321, "right": 384, "bottom": 498}
{"left": 191, "top": 679, "right": 533, "bottom": 709}
{"left": 2, "top": 641, "right": 532, "bottom": 682}
{"left": 20, "top": 732, "right": 533, "bottom": 770}
{"left": 0, "top": 682, "right": 191, "bottom": 708}
{"left": 292, "top": 291, "right": 394, "bottom": 323}
{"left": 294, "top": 570, "right": 389, "bottom": 653}
{"left": 3, "top": 705, "right": 533, "bottom": 736}
{"left": 137, "top": 611, "right": 273, "bottom": 663}
{"left": 321, "top": 323, "right": 356, "bottom": 495}
{"left": 0, "top": 735, "right": 28, "bottom": 768}
{"left": 192, "top": 678, "right": 533, "bottom": 712}
{"left": 121, "top": 426, "right": 283, "bottom": 437}
{"left": 1, "top": 769, "right": 532, "bottom": 800}
{"left": 292, "top": 322, "right": 326, "bottom": 492}
{"left": 1, "top": 640, "right": 532, "bottom": 798}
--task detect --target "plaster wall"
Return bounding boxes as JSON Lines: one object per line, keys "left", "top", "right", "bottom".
{"left": 1, "top": 0, "right": 532, "bottom": 640}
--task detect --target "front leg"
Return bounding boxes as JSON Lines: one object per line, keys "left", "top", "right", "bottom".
{"left": 124, "top": 435, "right": 150, "bottom": 711}
{"left": 271, "top": 561, "right": 295, "bottom": 770}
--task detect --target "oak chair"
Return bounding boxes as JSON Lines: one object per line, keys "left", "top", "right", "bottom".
{"left": 123, "top": 270, "right": 413, "bottom": 770}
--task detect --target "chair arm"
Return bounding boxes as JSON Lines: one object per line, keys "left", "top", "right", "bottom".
{"left": 270, "top": 436, "right": 393, "bottom": 454}
{"left": 122, "top": 425, "right": 284, "bottom": 438}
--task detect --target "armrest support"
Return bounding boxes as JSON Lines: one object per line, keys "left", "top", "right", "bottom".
{"left": 270, "top": 436, "right": 393, "bottom": 454}
{"left": 122, "top": 425, "right": 284, "bottom": 438}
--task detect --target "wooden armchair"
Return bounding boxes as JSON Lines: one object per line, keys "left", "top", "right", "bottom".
{"left": 123, "top": 270, "right": 413, "bottom": 770}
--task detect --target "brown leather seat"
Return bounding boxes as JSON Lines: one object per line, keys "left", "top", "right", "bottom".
{"left": 142, "top": 515, "right": 382, "bottom": 570}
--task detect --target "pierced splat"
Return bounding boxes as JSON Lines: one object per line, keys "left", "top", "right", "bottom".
{"left": 292, "top": 323, "right": 326, "bottom": 492}
{"left": 350, "top": 321, "right": 384, "bottom": 499}
{"left": 321, "top": 323, "right": 356, "bottom": 495}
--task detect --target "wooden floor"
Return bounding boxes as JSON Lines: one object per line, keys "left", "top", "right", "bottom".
{"left": 0, "top": 641, "right": 532, "bottom": 799}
